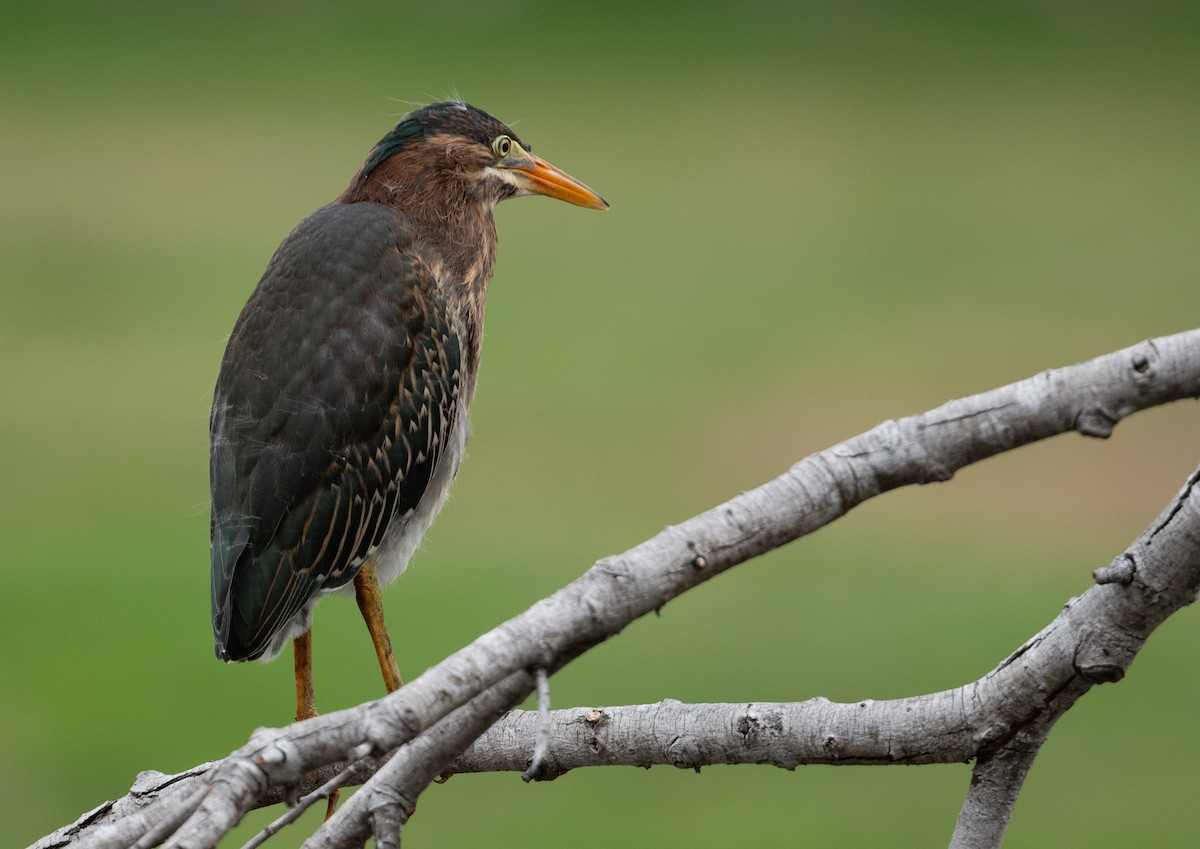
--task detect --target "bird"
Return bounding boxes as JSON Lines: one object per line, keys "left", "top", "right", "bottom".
{"left": 209, "top": 101, "right": 607, "bottom": 723}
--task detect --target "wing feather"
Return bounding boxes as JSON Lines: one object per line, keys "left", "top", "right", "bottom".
{"left": 210, "top": 202, "right": 461, "bottom": 661}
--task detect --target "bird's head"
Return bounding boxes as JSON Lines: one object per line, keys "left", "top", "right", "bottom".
{"left": 340, "top": 101, "right": 608, "bottom": 213}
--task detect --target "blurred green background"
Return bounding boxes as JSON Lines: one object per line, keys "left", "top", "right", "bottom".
{"left": 4, "top": 1, "right": 1198, "bottom": 846}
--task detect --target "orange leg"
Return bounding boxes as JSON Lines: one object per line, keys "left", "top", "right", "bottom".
{"left": 354, "top": 561, "right": 404, "bottom": 692}
{"left": 294, "top": 630, "right": 339, "bottom": 818}
{"left": 294, "top": 631, "right": 318, "bottom": 722}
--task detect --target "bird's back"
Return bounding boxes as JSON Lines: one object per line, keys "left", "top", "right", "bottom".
{"left": 210, "top": 202, "right": 462, "bottom": 661}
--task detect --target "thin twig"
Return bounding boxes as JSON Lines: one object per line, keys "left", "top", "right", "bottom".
{"left": 240, "top": 755, "right": 382, "bottom": 849}
{"left": 522, "top": 668, "right": 552, "bottom": 782}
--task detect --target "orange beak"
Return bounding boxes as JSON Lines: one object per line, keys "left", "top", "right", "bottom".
{"left": 510, "top": 154, "right": 609, "bottom": 211}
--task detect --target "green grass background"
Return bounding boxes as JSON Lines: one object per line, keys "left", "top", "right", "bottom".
{"left": 4, "top": 2, "right": 1198, "bottom": 846}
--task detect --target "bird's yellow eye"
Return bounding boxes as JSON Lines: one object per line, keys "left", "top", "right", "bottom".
{"left": 492, "top": 135, "right": 513, "bottom": 158}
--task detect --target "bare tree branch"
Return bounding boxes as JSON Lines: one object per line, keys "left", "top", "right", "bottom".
{"left": 950, "top": 725, "right": 1048, "bottom": 849}
{"left": 32, "top": 329, "right": 1200, "bottom": 849}
{"left": 458, "top": 454, "right": 1199, "bottom": 787}
{"left": 452, "top": 456, "right": 1200, "bottom": 847}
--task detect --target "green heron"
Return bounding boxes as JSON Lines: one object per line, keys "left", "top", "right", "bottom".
{"left": 210, "top": 102, "right": 607, "bottom": 722}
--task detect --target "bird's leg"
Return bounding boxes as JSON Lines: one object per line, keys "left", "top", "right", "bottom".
{"left": 354, "top": 561, "right": 404, "bottom": 692}
{"left": 294, "top": 630, "right": 340, "bottom": 818}
{"left": 294, "top": 630, "right": 318, "bottom": 722}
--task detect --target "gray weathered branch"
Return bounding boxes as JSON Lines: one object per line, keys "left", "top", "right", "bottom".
{"left": 31, "top": 329, "right": 1200, "bottom": 849}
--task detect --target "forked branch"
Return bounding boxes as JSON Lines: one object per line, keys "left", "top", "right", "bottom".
{"left": 32, "top": 329, "right": 1200, "bottom": 849}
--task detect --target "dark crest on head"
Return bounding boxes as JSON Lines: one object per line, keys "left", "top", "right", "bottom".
{"left": 360, "top": 101, "right": 524, "bottom": 179}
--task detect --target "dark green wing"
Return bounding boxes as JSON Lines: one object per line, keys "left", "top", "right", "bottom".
{"left": 210, "top": 202, "right": 461, "bottom": 661}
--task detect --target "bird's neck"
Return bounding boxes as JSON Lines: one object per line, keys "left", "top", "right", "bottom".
{"left": 440, "top": 209, "right": 496, "bottom": 401}
{"left": 339, "top": 164, "right": 499, "bottom": 278}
